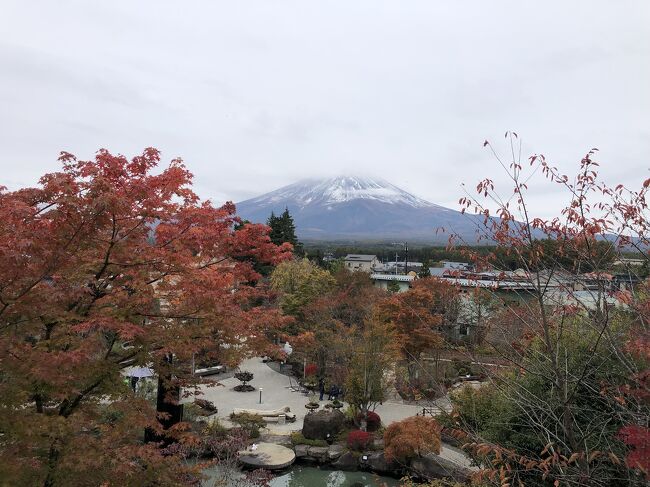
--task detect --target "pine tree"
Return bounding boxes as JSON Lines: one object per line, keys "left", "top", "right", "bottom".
{"left": 267, "top": 211, "right": 282, "bottom": 244}
{"left": 268, "top": 208, "right": 303, "bottom": 255}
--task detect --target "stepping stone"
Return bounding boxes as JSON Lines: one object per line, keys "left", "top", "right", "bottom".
{"left": 238, "top": 442, "right": 296, "bottom": 470}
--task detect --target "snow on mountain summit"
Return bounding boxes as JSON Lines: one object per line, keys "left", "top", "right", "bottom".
{"left": 244, "top": 176, "right": 436, "bottom": 209}
{"left": 235, "top": 175, "right": 469, "bottom": 241}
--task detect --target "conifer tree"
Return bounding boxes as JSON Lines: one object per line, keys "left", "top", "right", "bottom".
{"left": 267, "top": 208, "right": 303, "bottom": 255}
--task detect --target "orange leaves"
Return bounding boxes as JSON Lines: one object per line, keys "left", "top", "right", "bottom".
{"left": 376, "top": 277, "right": 459, "bottom": 363}
{"left": 383, "top": 416, "right": 442, "bottom": 462}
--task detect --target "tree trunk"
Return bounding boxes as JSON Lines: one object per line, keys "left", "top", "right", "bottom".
{"left": 145, "top": 355, "right": 182, "bottom": 444}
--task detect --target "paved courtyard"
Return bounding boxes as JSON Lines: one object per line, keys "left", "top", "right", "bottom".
{"left": 182, "top": 357, "right": 472, "bottom": 468}
{"left": 185, "top": 357, "right": 450, "bottom": 433}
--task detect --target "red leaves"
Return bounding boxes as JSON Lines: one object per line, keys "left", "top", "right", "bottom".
{"left": 0, "top": 148, "right": 290, "bottom": 484}
{"left": 71, "top": 317, "right": 145, "bottom": 340}
{"left": 304, "top": 363, "right": 318, "bottom": 377}
{"left": 347, "top": 430, "right": 373, "bottom": 451}
{"left": 618, "top": 425, "right": 650, "bottom": 478}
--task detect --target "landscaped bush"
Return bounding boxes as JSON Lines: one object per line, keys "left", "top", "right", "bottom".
{"left": 290, "top": 432, "right": 327, "bottom": 447}
{"left": 356, "top": 411, "right": 381, "bottom": 432}
{"left": 383, "top": 416, "right": 441, "bottom": 462}
{"left": 347, "top": 430, "right": 373, "bottom": 451}
{"left": 229, "top": 412, "right": 266, "bottom": 438}
{"left": 234, "top": 371, "right": 255, "bottom": 392}
{"left": 304, "top": 363, "right": 318, "bottom": 377}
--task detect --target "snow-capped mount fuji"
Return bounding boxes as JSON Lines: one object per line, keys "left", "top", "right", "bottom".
{"left": 256, "top": 176, "right": 434, "bottom": 209}
{"left": 236, "top": 176, "right": 477, "bottom": 242}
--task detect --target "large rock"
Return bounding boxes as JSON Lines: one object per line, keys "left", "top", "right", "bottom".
{"left": 331, "top": 451, "right": 359, "bottom": 471}
{"left": 302, "top": 410, "right": 345, "bottom": 440}
{"left": 410, "top": 453, "right": 472, "bottom": 483}
{"left": 362, "top": 452, "right": 399, "bottom": 475}
{"left": 307, "top": 446, "right": 330, "bottom": 461}
{"left": 327, "top": 444, "right": 345, "bottom": 461}
{"left": 294, "top": 444, "right": 310, "bottom": 459}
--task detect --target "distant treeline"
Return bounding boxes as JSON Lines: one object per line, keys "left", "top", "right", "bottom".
{"left": 304, "top": 239, "right": 636, "bottom": 273}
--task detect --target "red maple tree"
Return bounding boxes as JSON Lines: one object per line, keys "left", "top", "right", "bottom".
{"left": 0, "top": 148, "right": 291, "bottom": 485}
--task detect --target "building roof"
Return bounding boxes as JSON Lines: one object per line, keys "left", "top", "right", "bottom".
{"left": 344, "top": 254, "right": 377, "bottom": 262}
{"left": 371, "top": 274, "right": 415, "bottom": 282}
{"left": 429, "top": 268, "right": 448, "bottom": 277}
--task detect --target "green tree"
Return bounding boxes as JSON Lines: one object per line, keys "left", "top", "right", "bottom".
{"left": 419, "top": 260, "right": 432, "bottom": 278}
{"left": 450, "top": 318, "right": 644, "bottom": 486}
{"left": 387, "top": 279, "right": 401, "bottom": 293}
{"left": 268, "top": 208, "right": 303, "bottom": 255}
{"left": 270, "top": 258, "right": 335, "bottom": 319}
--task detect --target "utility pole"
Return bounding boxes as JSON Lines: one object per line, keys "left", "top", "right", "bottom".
{"left": 404, "top": 242, "right": 408, "bottom": 275}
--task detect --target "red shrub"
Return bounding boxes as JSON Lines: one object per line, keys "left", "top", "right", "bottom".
{"left": 304, "top": 363, "right": 318, "bottom": 377}
{"left": 356, "top": 411, "right": 381, "bottom": 432}
{"left": 347, "top": 430, "right": 373, "bottom": 451}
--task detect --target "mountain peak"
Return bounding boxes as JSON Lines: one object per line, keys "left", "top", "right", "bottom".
{"left": 244, "top": 175, "right": 435, "bottom": 209}
{"left": 235, "top": 175, "right": 470, "bottom": 242}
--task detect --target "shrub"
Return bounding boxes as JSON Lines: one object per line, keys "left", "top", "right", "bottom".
{"left": 229, "top": 412, "right": 266, "bottom": 439}
{"left": 234, "top": 371, "right": 254, "bottom": 384}
{"left": 290, "top": 432, "right": 327, "bottom": 447}
{"left": 384, "top": 416, "right": 441, "bottom": 462}
{"left": 203, "top": 418, "right": 229, "bottom": 438}
{"left": 304, "top": 363, "right": 318, "bottom": 377}
{"left": 234, "top": 371, "right": 255, "bottom": 392}
{"left": 347, "top": 430, "right": 373, "bottom": 451}
{"left": 194, "top": 398, "right": 217, "bottom": 413}
{"left": 357, "top": 411, "right": 381, "bottom": 432}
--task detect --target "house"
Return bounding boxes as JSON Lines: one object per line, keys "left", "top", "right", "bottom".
{"left": 344, "top": 254, "right": 380, "bottom": 272}
{"left": 382, "top": 260, "right": 423, "bottom": 274}
{"left": 441, "top": 261, "right": 472, "bottom": 270}
{"left": 370, "top": 273, "right": 415, "bottom": 292}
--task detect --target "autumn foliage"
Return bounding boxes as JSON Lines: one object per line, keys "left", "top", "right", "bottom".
{"left": 376, "top": 277, "right": 459, "bottom": 378}
{"left": 451, "top": 134, "right": 650, "bottom": 486}
{"left": 0, "top": 149, "right": 291, "bottom": 485}
{"left": 347, "top": 430, "right": 373, "bottom": 451}
{"left": 304, "top": 363, "right": 318, "bottom": 377}
{"left": 383, "top": 416, "right": 442, "bottom": 462}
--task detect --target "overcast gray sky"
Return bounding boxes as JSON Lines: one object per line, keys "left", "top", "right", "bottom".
{"left": 1, "top": 1, "right": 648, "bottom": 218}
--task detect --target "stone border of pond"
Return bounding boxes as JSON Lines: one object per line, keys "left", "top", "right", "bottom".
{"left": 288, "top": 440, "right": 472, "bottom": 484}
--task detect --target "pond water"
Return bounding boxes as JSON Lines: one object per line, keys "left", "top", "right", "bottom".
{"left": 269, "top": 465, "right": 400, "bottom": 487}
{"left": 202, "top": 465, "right": 400, "bottom": 487}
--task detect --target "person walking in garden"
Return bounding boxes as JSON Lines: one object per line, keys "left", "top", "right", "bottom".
{"left": 318, "top": 377, "right": 325, "bottom": 401}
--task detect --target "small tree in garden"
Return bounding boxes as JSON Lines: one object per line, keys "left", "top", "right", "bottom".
{"left": 356, "top": 411, "right": 381, "bottom": 432}
{"left": 377, "top": 277, "right": 460, "bottom": 382}
{"left": 229, "top": 412, "right": 266, "bottom": 439}
{"left": 345, "top": 318, "right": 399, "bottom": 431}
{"left": 384, "top": 416, "right": 442, "bottom": 463}
{"left": 234, "top": 371, "right": 255, "bottom": 392}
